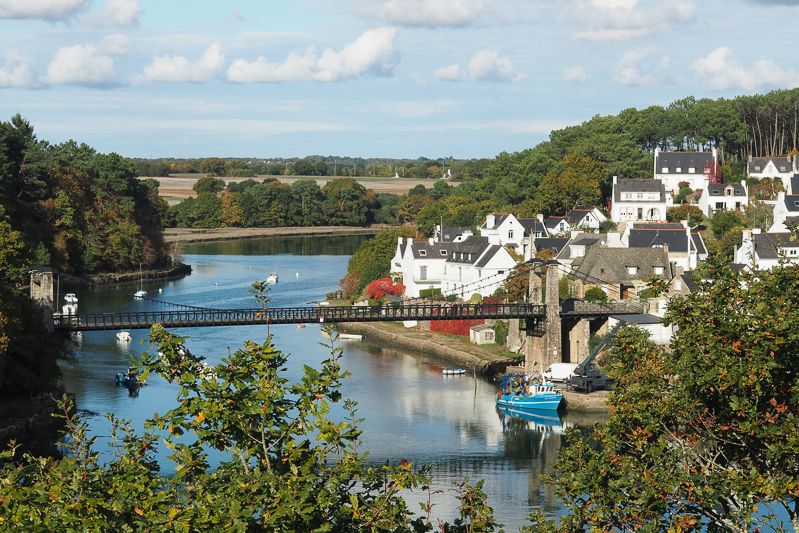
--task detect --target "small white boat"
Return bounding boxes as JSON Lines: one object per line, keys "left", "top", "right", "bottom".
{"left": 116, "top": 330, "right": 132, "bottom": 342}
{"left": 62, "top": 303, "right": 77, "bottom": 315}
{"left": 296, "top": 324, "right": 306, "bottom": 329}
{"left": 134, "top": 264, "right": 146, "bottom": 298}
{"left": 134, "top": 290, "right": 147, "bottom": 299}
{"left": 267, "top": 272, "right": 279, "bottom": 285}
{"left": 339, "top": 333, "right": 363, "bottom": 341}
{"left": 443, "top": 368, "right": 466, "bottom": 375}
{"left": 64, "top": 293, "right": 78, "bottom": 304}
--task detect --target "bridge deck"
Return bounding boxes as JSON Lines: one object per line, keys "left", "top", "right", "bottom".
{"left": 53, "top": 301, "right": 645, "bottom": 332}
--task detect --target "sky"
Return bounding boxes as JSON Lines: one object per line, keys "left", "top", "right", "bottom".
{"left": 2, "top": 0, "right": 799, "bottom": 160}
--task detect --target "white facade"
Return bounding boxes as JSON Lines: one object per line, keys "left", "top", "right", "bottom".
{"left": 391, "top": 237, "right": 452, "bottom": 298}
{"left": 441, "top": 237, "right": 518, "bottom": 299}
{"left": 768, "top": 192, "right": 799, "bottom": 232}
{"left": 748, "top": 155, "right": 797, "bottom": 181}
{"left": 611, "top": 176, "right": 672, "bottom": 224}
{"left": 735, "top": 229, "right": 799, "bottom": 270}
{"left": 698, "top": 181, "right": 749, "bottom": 218}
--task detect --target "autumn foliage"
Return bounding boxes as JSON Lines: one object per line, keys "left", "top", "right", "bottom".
{"left": 431, "top": 318, "right": 485, "bottom": 337}
{"left": 365, "top": 278, "right": 405, "bottom": 300}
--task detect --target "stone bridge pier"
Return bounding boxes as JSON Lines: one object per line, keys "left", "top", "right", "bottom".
{"left": 29, "top": 267, "right": 55, "bottom": 333}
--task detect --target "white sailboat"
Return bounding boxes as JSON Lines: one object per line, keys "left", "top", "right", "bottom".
{"left": 134, "top": 264, "right": 147, "bottom": 298}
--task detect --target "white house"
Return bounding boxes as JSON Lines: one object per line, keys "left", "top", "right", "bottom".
{"left": 624, "top": 221, "right": 708, "bottom": 271}
{"left": 391, "top": 237, "right": 458, "bottom": 298}
{"left": 748, "top": 155, "right": 797, "bottom": 182}
{"left": 611, "top": 176, "right": 672, "bottom": 224}
{"left": 768, "top": 192, "right": 799, "bottom": 232}
{"left": 698, "top": 181, "right": 749, "bottom": 218}
{"left": 441, "top": 236, "right": 518, "bottom": 299}
{"left": 545, "top": 208, "right": 607, "bottom": 237}
{"left": 735, "top": 229, "right": 799, "bottom": 270}
{"left": 654, "top": 148, "right": 717, "bottom": 193}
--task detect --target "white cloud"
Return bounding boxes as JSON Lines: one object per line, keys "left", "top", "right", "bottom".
{"left": 44, "top": 44, "right": 116, "bottom": 87}
{"left": 227, "top": 28, "right": 399, "bottom": 83}
{"left": 99, "top": 34, "right": 131, "bottom": 56}
{"left": 434, "top": 64, "right": 467, "bottom": 81}
{"left": 0, "top": 0, "right": 89, "bottom": 20}
{"left": 563, "top": 66, "right": 591, "bottom": 83}
{"left": 409, "top": 72, "right": 428, "bottom": 85}
{"left": 612, "top": 47, "right": 672, "bottom": 86}
{"left": 692, "top": 47, "right": 799, "bottom": 91}
{"left": 379, "top": 0, "right": 488, "bottom": 27}
{"left": 0, "top": 53, "right": 38, "bottom": 88}
{"left": 564, "top": 0, "right": 696, "bottom": 42}
{"left": 138, "top": 43, "right": 225, "bottom": 84}
{"left": 468, "top": 49, "right": 526, "bottom": 82}
{"left": 82, "top": 0, "right": 142, "bottom": 27}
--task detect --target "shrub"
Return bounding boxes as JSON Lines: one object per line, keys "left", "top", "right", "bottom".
{"left": 419, "top": 288, "right": 441, "bottom": 299}
{"left": 584, "top": 287, "right": 608, "bottom": 303}
{"left": 493, "top": 320, "right": 508, "bottom": 346}
{"left": 365, "top": 278, "right": 405, "bottom": 300}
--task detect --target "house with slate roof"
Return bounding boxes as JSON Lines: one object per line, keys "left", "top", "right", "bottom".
{"left": 768, "top": 192, "right": 799, "bottom": 232}
{"left": 481, "top": 213, "right": 548, "bottom": 259}
{"left": 623, "top": 221, "right": 708, "bottom": 271}
{"left": 544, "top": 208, "right": 608, "bottom": 236}
{"left": 698, "top": 181, "right": 749, "bottom": 218}
{"left": 441, "top": 235, "right": 517, "bottom": 299}
{"left": 531, "top": 238, "right": 570, "bottom": 261}
{"left": 748, "top": 155, "right": 797, "bottom": 182}
{"left": 610, "top": 176, "right": 672, "bottom": 224}
{"left": 568, "top": 246, "right": 677, "bottom": 301}
{"left": 545, "top": 216, "right": 570, "bottom": 235}
{"left": 735, "top": 229, "right": 799, "bottom": 270}
{"left": 654, "top": 148, "right": 717, "bottom": 193}
{"left": 556, "top": 232, "right": 624, "bottom": 270}
{"left": 391, "top": 237, "right": 458, "bottom": 298}
{"left": 435, "top": 226, "right": 473, "bottom": 242}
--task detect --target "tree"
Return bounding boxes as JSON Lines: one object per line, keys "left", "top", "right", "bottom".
{"left": 667, "top": 204, "right": 704, "bottom": 227}
{"left": 537, "top": 259, "right": 799, "bottom": 532}
{"left": 200, "top": 157, "right": 226, "bottom": 176}
{"left": 321, "top": 178, "right": 369, "bottom": 226}
{"left": 532, "top": 153, "right": 604, "bottom": 216}
{"left": 193, "top": 177, "right": 226, "bottom": 195}
{"left": 292, "top": 159, "right": 314, "bottom": 176}
{"left": 583, "top": 286, "right": 607, "bottom": 303}
{"left": 365, "top": 277, "right": 405, "bottom": 300}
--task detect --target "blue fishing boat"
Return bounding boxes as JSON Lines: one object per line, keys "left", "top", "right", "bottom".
{"left": 495, "top": 372, "right": 563, "bottom": 411}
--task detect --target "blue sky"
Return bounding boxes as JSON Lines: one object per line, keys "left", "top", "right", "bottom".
{"left": 2, "top": 0, "right": 799, "bottom": 160}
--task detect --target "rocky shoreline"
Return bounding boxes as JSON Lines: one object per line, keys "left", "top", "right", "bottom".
{"left": 164, "top": 225, "right": 390, "bottom": 244}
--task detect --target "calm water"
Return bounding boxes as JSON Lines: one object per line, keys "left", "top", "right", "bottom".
{"left": 59, "top": 234, "right": 601, "bottom": 531}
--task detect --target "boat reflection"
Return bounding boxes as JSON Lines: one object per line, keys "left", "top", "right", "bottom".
{"left": 497, "top": 405, "right": 566, "bottom": 433}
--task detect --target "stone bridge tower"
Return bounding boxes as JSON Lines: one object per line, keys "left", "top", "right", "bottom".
{"left": 29, "top": 267, "right": 54, "bottom": 333}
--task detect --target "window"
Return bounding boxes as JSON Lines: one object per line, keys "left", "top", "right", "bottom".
{"left": 628, "top": 266, "right": 638, "bottom": 275}
{"left": 637, "top": 208, "right": 643, "bottom": 220}
{"left": 712, "top": 190, "right": 720, "bottom": 195}
{"left": 781, "top": 166, "right": 787, "bottom": 171}
{"left": 439, "top": 250, "right": 447, "bottom": 256}
{"left": 420, "top": 266, "right": 427, "bottom": 280}
{"left": 688, "top": 167, "right": 695, "bottom": 173}
{"left": 508, "top": 230, "right": 514, "bottom": 239}
{"left": 662, "top": 167, "right": 669, "bottom": 173}
{"left": 654, "top": 266, "right": 664, "bottom": 275}
{"left": 419, "top": 250, "right": 427, "bottom": 256}
{"left": 675, "top": 167, "right": 682, "bottom": 173}
{"left": 498, "top": 270, "right": 505, "bottom": 274}
{"left": 755, "top": 166, "right": 761, "bottom": 171}
{"left": 637, "top": 194, "right": 643, "bottom": 200}
{"left": 794, "top": 201, "right": 799, "bottom": 208}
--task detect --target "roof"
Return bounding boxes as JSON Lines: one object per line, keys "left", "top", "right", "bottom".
{"left": 474, "top": 245, "right": 502, "bottom": 268}
{"left": 545, "top": 216, "right": 568, "bottom": 230}
{"left": 633, "top": 223, "right": 685, "bottom": 230}
{"left": 610, "top": 314, "right": 663, "bottom": 325}
{"left": 708, "top": 183, "right": 746, "bottom": 197}
{"left": 534, "top": 238, "right": 569, "bottom": 255}
{"left": 791, "top": 176, "right": 799, "bottom": 194}
{"left": 749, "top": 156, "right": 793, "bottom": 174}
{"left": 613, "top": 179, "right": 666, "bottom": 203}
{"left": 754, "top": 233, "right": 799, "bottom": 260}
{"left": 558, "top": 233, "right": 606, "bottom": 260}
{"left": 629, "top": 227, "right": 689, "bottom": 253}
{"left": 692, "top": 233, "right": 707, "bottom": 256}
{"left": 569, "top": 246, "right": 674, "bottom": 284}
{"left": 441, "top": 226, "right": 471, "bottom": 242}
{"left": 482, "top": 213, "right": 509, "bottom": 230}
{"left": 783, "top": 195, "right": 799, "bottom": 213}
{"left": 409, "top": 240, "right": 457, "bottom": 260}
{"left": 568, "top": 209, "right": 592, "bottom": 224}
{"left": 656, "top": 151, "right": 714, "bottom": 173}
{"left": 516, "top": 217, "right": 546, "bottom": 235}
{"left": 446, "top": 236, "right": 491, "bottom": 264}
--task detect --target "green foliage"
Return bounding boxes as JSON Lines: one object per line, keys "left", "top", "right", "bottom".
{"left": 558, "top": 276, "right": 573, "bottom": 301}
{"left": 503, "top": 262, "right": 530, "bottom": 303}
{"left": 540, "top": 258, "right": 799, "bottom": 532}
{"left": 598, "top": 220, "right": 616, "bottom": 233}
{"left": 193, "top": 176, "right": 225, "bottom": 194}
{"left": 586, "top": 332, "right": 604, "bottom": 354}
{"left": 0, "top": 284, "right": 503, "bottom": 531}
{"left": 666, "top": 204, "right": 704, "bottom": 227}
{"left": 419, "top": 288, "right": 441, "bottom": 299}
{"left": 342, "top": 228, "right": 416, "bottom": 295}
{"left": 493, "top": 320, "right": 508, "bottom": 346}
{"left": 583, "top": 286, "right": 607, "bottom": 303}
{"left": 674, "top": 186, "right": 693, "bottom": 204}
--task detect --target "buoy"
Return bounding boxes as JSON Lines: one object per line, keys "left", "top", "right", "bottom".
{"left": 159, "top": 288, "right": 163, "bottom": 293}
{"left": 215, "top": 283, "right": 218, "bottom": 286}
{"left": 296, "top": 272, "right": 299, "bottom": 277}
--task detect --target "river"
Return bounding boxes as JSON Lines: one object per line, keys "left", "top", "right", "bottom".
{"left": 59, "top": 234, "right": 603, "bottom": 531}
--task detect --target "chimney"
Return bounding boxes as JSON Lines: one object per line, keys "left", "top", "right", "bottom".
{"left": 486, "top": 213, "right": 495, "bottom": 228}
{"left": 612, "top": 175, "right": 618, "bottom": 186}
{"left": 429, "top": 237, "right": 434, "bottom": 246}
{"left": 537, "top": 213, "right": 544, "bottom": 224}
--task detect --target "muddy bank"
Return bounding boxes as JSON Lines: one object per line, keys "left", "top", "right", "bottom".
{"left": 165, "top": 225, "right": 392, "bottom": 244}
{"left": 87, "top": 263, "right": 192, "bottom": 286}
{"left": 336, "top": 322, "right": 518, "bottom": 376}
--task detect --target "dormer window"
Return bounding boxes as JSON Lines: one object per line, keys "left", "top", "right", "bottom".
{"left": 419, "top": 250, "right": 427, "bottom": 256}
{"left": 755, "top": 166, "right": 761, "bottom": 171}
{"left": 781, "top": 166, "right": 787, "bottom": 171}
{"left": 794, "top": 201, "right": 799, "bottom": 208}
{"left": 675, "top": 167, "right": 682, "bottom": 173}
{"left": 628, "top": 266, "right": 638, "bottom": 275}
{"left": 688, "top": 167, "right": 696, "bottom": 173}
{"left": 654, "top": 266, "right": 664, "bottom": 275}
{"left": 661, "top": 167, "right": 669, "bottom": 173}
{"left": 712, "top": 190, "right": 720, "bottom": 195}
{"left": 439, "top": 250, "right": 447, "bottom": 256}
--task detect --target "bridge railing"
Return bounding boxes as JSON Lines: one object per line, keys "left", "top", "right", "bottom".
{"left": 53, "top": 303, "right": 548, "bottom": 331}
{"left": 560, "top": 299, "right": 646, "bottom": 316}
